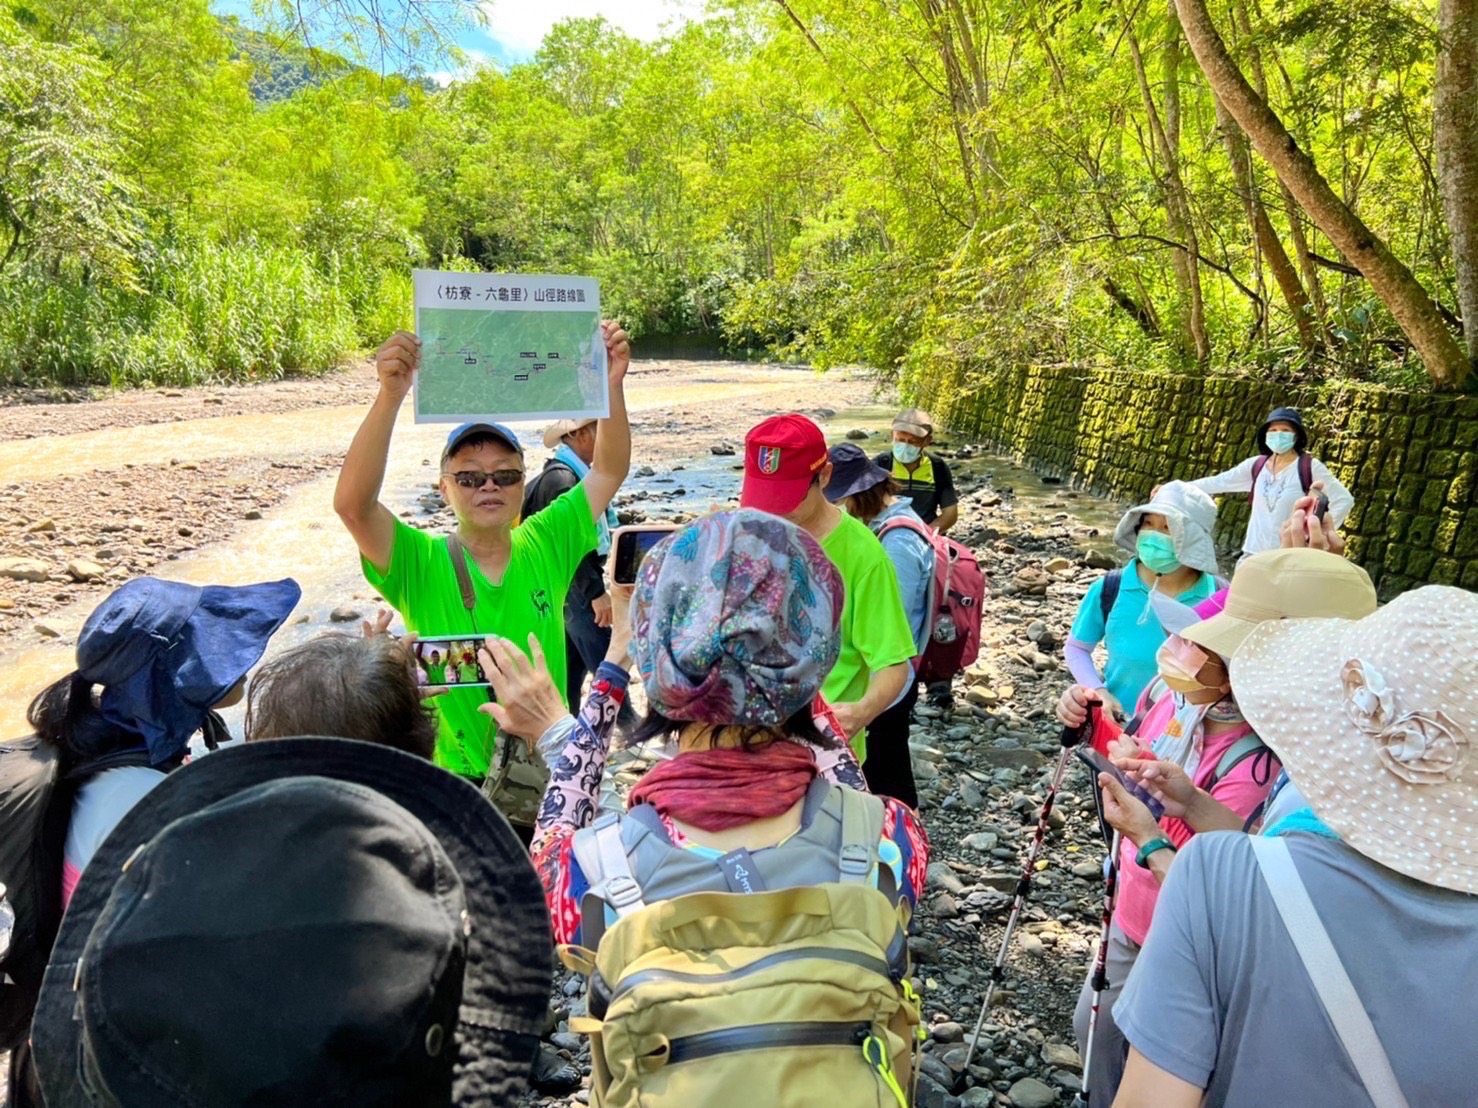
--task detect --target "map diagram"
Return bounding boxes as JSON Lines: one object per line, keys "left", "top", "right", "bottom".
{"left": 412, "top": 272, "right": 607, "bottom": 423}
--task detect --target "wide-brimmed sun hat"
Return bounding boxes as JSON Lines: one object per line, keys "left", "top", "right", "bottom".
{"left": 823, "top": 443, "right": 891, "bottom": 503}
{"left": 77, "top": 577, "right": 301, "bottom": 765}
{"left": 1111, "top": 481, "right": 1220, "bottom": 577}
{"left": 1180, "top": 548, "right": 1377, "bottom": 660}
{"left": 1232, "top": 586, "right": 1477, "bottom": 894}
{"left": 631, "top": 509, "right": 843, "bottom": 727}
{"left": 542, "top": 417, "right": 597, "bottom": 449}
{"left": 33, "top": 738, "right": 552, "bottom": 1107}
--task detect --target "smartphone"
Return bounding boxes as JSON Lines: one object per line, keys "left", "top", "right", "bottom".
{"left": 610, "top": 524, "right": 678, "bottom": 585}
{"left": 412, "top": 635, "right": 492, "bottom": 688}
{"left": 1074, "top": 747, "right": 1165, "bottom": 820}
{"left": 1311, "top": 492, "right": 1330, "bottom": 520}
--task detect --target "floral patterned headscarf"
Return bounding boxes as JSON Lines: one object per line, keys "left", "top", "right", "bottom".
{"left": 631, "top": 510, "right": 843, "bottom": 727}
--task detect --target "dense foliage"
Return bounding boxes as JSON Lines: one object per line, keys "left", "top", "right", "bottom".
{"left": 0, "top": 0, "right": 1472, "bottom": 390}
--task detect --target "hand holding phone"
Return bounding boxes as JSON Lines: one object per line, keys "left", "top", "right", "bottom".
{"left": 610, "top": 524, "right": 679, "bottom": 585}
{"left": 1075, "top": 747, "right": 1165, "bottom": 820}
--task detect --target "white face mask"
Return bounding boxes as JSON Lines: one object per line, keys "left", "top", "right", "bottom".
{"left": 892, "top": 442, "right": 923, "bottom": 464}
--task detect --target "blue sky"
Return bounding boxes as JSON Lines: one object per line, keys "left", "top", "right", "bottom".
{"left": 212, "top": 0, "right": 702, "bottom": 74}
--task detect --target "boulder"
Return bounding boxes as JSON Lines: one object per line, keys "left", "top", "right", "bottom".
{"left": 65, "top": 559, "right": 105, "bottom": 582}
{"left": 1007, "top": 1077, "right": 1058, "bottom": 1108}
{"left": 0, "top": 557, "right": 50, "bottom": 582}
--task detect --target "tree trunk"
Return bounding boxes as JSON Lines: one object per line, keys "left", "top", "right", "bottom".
{"left": 1213, "top": 93, "right": 1318, "bottom": 351}
{"left": 1122, "top": 3, "right": 1210, "bottom": 363}
{"left": 1174, "top": 0, "right": 1472, "bottom": 389}
{"left": 1436, "top": 0, "right": 1478, "bottom": 360}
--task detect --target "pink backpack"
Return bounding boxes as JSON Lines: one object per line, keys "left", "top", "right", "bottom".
{"left": 876, "top": 516, "right": 986, "bottom": 682}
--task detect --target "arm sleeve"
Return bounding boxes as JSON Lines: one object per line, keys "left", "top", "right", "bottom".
{"left": 1113, "top": 836, "right": 1226, "bottom": 1089}
{"left": 1309, "top": 458, "right": 1354, "bottom": 526}
{"left": 1189, "top": 457, "right": 1256, "bottom": 497}
{"left": 530, "top": 661, "right": 630, "bottom": 859}
{"left": 518, "top": 482, "right": 599, "bottom": 588}
{"left": 360, "top": 517, "right": 437, "bottom": 616}
{"left": 934, "top": 458, "right": 958, "bottom": 509}
{"left": 1064, "top": 638, "right": 1105, "bottom": 689}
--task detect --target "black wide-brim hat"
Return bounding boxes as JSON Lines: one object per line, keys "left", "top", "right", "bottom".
{"left": 34, "top": 738, "right": 553, "bottom": 1107}
{"left": 1255, "top": 406, "right": 1308, "bottom": 455}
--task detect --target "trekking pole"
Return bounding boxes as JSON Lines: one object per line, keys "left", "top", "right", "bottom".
{"left": 962, "top": 717, "right": 1088, "bottom": 1070}
{"left": 1071, "top": 830, "right": 1121, "bottom": 1108}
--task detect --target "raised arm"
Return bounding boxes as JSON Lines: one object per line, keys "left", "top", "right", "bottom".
{"left": 334, "top": 332, "right": 416, "bottom": 573}
{"left": 1187, "top": 456, "right": 1256, "bottom": 497}
{"left": 582, "top": 320, "right": 632, "bottom": 521}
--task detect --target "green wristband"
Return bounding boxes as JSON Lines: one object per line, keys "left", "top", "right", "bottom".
{"left": 1135, "top": 836, "right": 1177, "bottom": 869}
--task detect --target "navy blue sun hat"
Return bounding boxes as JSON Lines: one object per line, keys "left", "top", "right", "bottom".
{"left": 76, "top": 577, "right": 301, "bottom": 765}
{"left": 824, "top": 442, "right": 891, "bottom": 503}
{"left": 442, "top": 421, "right": 523, "bottom": 464}
{"left": 1256, "top": 407, "right": 1309, "bottom": 454}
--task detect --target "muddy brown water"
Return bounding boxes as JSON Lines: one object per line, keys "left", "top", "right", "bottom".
{"left": 0, "top": 367, "right": 1130, "bottom": 736}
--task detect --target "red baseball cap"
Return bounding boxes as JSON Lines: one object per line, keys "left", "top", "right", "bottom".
{"left": 740, "top": 414, "right": 829, "bottom": 514}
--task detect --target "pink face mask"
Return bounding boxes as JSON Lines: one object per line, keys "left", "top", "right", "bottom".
{"left": 1156, "top": 636, "right": 1230, "bottom": 700}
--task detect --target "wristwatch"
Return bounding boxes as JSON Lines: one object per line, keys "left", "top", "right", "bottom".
{"left": 1135, "top": 836, "right": 1177, "bottom": 869}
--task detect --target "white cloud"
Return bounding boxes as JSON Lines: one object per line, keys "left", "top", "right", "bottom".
{"left": 478, "top": 0, "right": 704, "bottom": 55}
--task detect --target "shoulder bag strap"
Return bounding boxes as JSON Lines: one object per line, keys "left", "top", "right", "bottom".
{"left": 444, "top": 534, "right": 478, "bottom": 613}
{"left": 1249, "top": 455, "right": 1270, "bottom": 505}
{"left": 836, "top": 785, "right": 889, "bottom": 896}
{"left": 572, "top": 813, "right": 650, "bottom": 949}
{"left": 1099, "top": 569, "right": 1121, "bottom": 625}
{"left": 1299, "top": 452, "right": 1315, "bottom": 493}
{"left": 1249, "top": 836, "right": 1410, "bottom": 1108}
{"left": 1210, "top": 735, "right": 1266, "bottom": 789}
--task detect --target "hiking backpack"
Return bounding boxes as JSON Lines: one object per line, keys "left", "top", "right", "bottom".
{"left": 560, "top": 779, "right": 923, "bottom": 1107}
{"left": 1248, "top": 452, "right": 1314, "bottom": 506}
{"left": 876, "top": 516, "right": 985, "bottom": 684}
{"left": 0, "top": 737, "right": 151, "bottom": 1051}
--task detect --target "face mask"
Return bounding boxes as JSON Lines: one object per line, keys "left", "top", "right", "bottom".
{"left": 1156, "top": 637, "right": 1230, "bottom": 703}
{"left": 1266, "top": 430, "right": 1297, "bottom": 454}
{"left": 893, "top": 442, "right": 923, "bottom": 465}
{"left": 1136, "top": 530, "right": 1181, "bottom": 575}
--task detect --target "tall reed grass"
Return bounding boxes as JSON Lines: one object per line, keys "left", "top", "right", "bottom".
{"left": 0, "top": 241, "right": 407, "bottom": 387}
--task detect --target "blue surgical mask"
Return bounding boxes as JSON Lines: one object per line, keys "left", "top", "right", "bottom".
{"left": 1265, "top": 430, "right": 1297, "bottom": 455}
{"left": 892, "top": 442, "right": 923, "bottom": 465}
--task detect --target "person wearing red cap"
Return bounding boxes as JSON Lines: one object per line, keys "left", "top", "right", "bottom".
{"left": 741, "top": 414, "right": 916, "bottom": 759}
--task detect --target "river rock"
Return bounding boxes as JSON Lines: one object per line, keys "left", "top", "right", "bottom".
{"left": 962, "top": 831, "right": 999, "bottom": 853}
{"left": 926, "top": 862, "right": 966, "bottom": 896}
{"left": 0, "top": 557, "right": 50, "bottom": 582}
{"left": 978, "top": 748, "right": 1046, "bottom": 770}
{"left": 710, "top": 443, "right": 735, "bottom": 456}
{"left": 1071, "top": 860, "right": 1100, "bottom": 879}
{"left": 1007, "top": 1076, "right": 1058, "bottom": 1108}
{"left": 244, "top": 509, "right": 263, "bottom": 520}
{"left": 329, "top": 606, "right": 362, "bottom": 623}
{"left": 959, "top": 1090, "right": 996, "bottom": 1108}
{"left": 931, "top": 1021, "right": 966, "bottom": 1044}
{"left": 0, "top": 597, "right": 15, "bottom": 610}
{"left": 1083, "top": 548, "right": 1116, "bottom": 570}
{"left": 634, "top": 465, "right": 656, "bottom": 477}
{"left": 65, "top": 559, "right": 105, "bottom": 582}
{"left": 24, "top": 518, "right": 56, "bottom": 533}
{"left": 1041, "top": 1042, "right": 1082, "bottom": 1073}
{"left": 34, "top": 621, "right": 63, "bottom": 639}
{"left": 846, "top": 428, "right": 869, "bottom": 440}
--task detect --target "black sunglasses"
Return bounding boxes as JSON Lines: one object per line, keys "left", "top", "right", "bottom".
{"left": 449, "top": 469, "right": 524, "bottom": 489}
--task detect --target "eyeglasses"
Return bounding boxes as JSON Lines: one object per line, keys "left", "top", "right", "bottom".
{"left": 449, "top": 469, "right": 524, "bottom": 489}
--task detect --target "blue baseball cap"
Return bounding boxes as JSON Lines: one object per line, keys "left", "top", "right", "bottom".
{"left": 77, "top": 576, "right": 302, "bottom": 765}
{"left": 441, "top": 422, "right": 523, "bottom": 464}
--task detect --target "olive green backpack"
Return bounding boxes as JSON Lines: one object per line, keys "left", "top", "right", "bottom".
{"left": 559, "top": 783, "right": 923, "bottom": 1107}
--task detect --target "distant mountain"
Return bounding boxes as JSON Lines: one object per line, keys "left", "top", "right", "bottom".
{"left": 222, "top": 18, "right": 353, "bottom": 103}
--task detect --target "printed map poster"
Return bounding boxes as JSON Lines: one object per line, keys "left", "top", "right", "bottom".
{"left": 412, "top": 271, "right": 607, "bottom": 424}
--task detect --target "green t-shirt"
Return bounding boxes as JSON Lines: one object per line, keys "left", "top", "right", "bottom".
{"left": 819, "top": 511, "right": 917, "bottom": 761}
{"left": 362, "top": 483, "right": 597, "bottom": 776}
{"left": 426, "top": 663, "right": 447, "bottom": 684}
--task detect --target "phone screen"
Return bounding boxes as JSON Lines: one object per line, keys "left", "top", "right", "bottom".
{"left": 413, "top": 636, "right": 491, "bottom": 688}
{"left": 1074, "top": 747, "right": 1166, "bottom": 820}
{"left": 612, "top": 527, "right": 675, "bottom": 585}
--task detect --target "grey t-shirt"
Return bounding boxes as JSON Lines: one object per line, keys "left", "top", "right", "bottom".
{"left": 1115, "top": 830, "right": 1478, "bottom": 1106}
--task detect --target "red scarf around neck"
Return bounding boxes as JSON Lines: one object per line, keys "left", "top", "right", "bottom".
{"left": 628, "top": 740, "right": 818, "bottom": 832}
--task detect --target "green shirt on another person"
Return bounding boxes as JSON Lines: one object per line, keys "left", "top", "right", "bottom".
{"left": 363, "top": 484, "right": 597, "bottom": 776}
{"left": 820, "top": 511, "right": 917, "bottom": 762}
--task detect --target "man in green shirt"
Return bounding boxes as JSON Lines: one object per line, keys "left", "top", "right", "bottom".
{"left": 334, "top": 324, "right": 632, "bottom": 778}
{"left": 740, "top": 413, "right": 914, "bottom": 761}
{"left": 425, "top": 650, "right": 447, "bottom": 685}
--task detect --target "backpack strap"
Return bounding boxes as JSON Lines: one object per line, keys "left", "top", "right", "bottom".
{"left": 1249, "top": 455, "right": 1271, "bottom": 506}
{"left": 444, "top": 533, "right": 478, "bottom": 614}
{"left": 1249, "top": 837, "right": 1410, "bottom": 1108}
{"left": 571, "top": 812, "right": 652, "bottom": 949}
{"left": 1210, "top": 735, "right": 1268, "bottom": 789}
{"left": 1098, "top": 569, "right": 1122, "bottom": 625}
{"left": 1298, "top": 452, "right": 1314, "bottom": 494}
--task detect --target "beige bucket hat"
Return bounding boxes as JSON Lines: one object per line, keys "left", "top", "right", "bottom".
{"left": 892, "top": 408, "right": 934, "bottom": 438}
{"left": 1180, "top": 548, "right": 1377, "bottom": 659}
{"left": 1232, "top": 586, "right": 1477, "bottom": 894}
{"left": 542, "top": 417, "right": 597, "bottom": 449}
